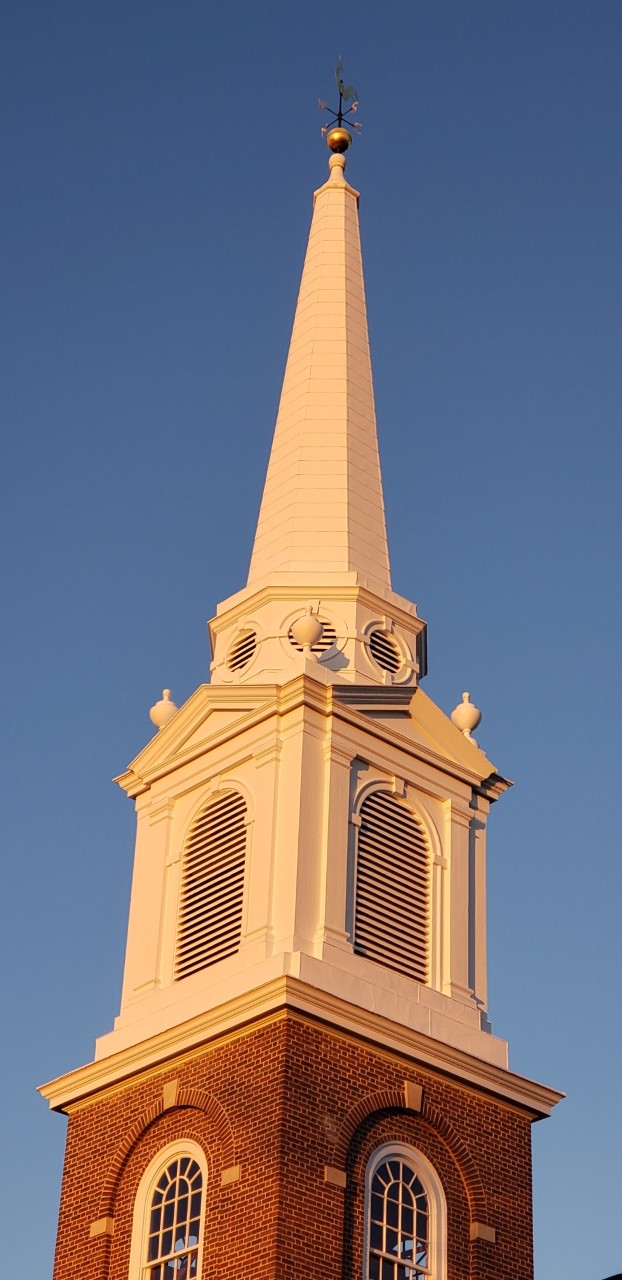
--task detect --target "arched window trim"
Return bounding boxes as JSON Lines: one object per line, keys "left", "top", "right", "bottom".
{"left": 128, "top": 1139, "right": 208, "bottom": 1280}
{"left": 183, "top": 776, "right": 255, "bottom": 837}
{"left": 351, "top": 780, "right": 440, "bottom": 860}
{"left": 363, "top": 1142, "right": 447, "bottom": 1280}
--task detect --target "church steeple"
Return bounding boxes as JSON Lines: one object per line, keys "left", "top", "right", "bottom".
{"left": 209, "top": 147, "right": 426, "bottom": 689}
{"left": 42, "top": 143, "right": 512, "bottom": 1072}
{"left": 40, "top": 112, "right": 561, "bottom": 1280}
{"left": 42, "top": 128, "right": 519, "bottom": 1083}
{"left": 248, "top": 150, "right": 390, "bottom": 590}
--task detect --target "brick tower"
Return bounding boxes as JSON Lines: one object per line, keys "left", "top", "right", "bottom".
{"left": 41, "top": 133, "right": 561, "bottom": 1280}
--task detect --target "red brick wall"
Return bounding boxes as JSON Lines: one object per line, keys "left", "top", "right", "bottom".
{"left": 50, "top": 1011, "right": 534, "bottom": 1280}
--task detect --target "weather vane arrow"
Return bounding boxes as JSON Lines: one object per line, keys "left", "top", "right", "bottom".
{"left": 318, "top": 57, "right": 362, "bottom": 152}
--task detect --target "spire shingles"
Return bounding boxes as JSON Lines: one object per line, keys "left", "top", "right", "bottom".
{"left": 247, "top": 153, "right": 391, "bottom": 591}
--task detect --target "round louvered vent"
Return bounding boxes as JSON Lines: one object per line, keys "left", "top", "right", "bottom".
{"left": 227, "top": 630, "right": 257, "bottom": 672}
{"left": 288, "top": 621, "right": 337, "bottom": 655}
{"left": 368, "top": 628, "right": 402, "bottom": 673}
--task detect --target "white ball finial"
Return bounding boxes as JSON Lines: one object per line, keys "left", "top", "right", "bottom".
{"left": 290, "top": 607, "right": 323, "bottom": 658}
{"left": 451, "top": 691, "right": 482, "bottom": 746}
{"left": 149, "top": 688, "right": 178, "bottom": 730}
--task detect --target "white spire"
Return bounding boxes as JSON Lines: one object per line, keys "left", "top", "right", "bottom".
{"left": 247, "top": 151, "right": 391, "bottom": 592}
{"left": 210, "top": 146, "right": 425, "bottom": 689}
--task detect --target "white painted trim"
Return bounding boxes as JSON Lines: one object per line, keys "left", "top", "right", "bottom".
{"left": 39, "top": 976, "right": 562, "bottom": 1117}
{"left": 361, "top": 619, "right": 414, "bottom": 687}
{"left": 128, "top": 1138, "right": 208, "bottom": 1280}
{"left": 363, "top": 1142, "right": 447, "bottom": 1280}
{"left": 182, "top": 774, "right": 256, "bottom": 831}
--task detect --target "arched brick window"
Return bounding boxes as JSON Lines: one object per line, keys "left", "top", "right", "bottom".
{"left": 364, "top": 1144, "right": 446, "bottom": 1280}
{"left": 354, "top": 791, "right": 430, "bottom": 983}
{"left": 129, "top": 1140, "right": 207, "bottom": 1280}
{"left": 175, "top": 790, "right": 247, "bottom": 980}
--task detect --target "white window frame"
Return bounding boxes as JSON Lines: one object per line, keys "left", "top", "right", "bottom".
{"left": 363, "top": 1142, "right": 447, "bottom": 1280}
{"left": 128, "top": 1139, "right": 208, "bottom": 1280}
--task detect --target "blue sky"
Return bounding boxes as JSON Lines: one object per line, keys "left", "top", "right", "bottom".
{"left": 3, "top": 3, "right": 621, "bottom": 1276}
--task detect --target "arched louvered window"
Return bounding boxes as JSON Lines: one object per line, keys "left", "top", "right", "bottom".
{"left": 354, "top": 790, "right": 429, "bottom": 983}
{"left": 175, "top": 790, "right": 247, "bottom": 981}
{"left": 364, "top": 1144, "right": 446, "bottom": 1280}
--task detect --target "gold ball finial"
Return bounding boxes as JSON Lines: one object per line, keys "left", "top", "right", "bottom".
{"left": 326, "top": 126, "right": 352, "bottom": 153}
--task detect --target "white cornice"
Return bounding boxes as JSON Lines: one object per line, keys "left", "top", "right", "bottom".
{"left": 116, "top": 675, "right": 509, "bottom": 801}
{"left": 38, "top": 976, "right": 562, "bottom": 1119}
{"left": 210, "top": 580, "right": 424, "bottom": 633}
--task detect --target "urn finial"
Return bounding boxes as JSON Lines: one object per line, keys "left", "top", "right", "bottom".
{"left": 451, "top": 691, "right": 482, "bottom": 747}
{"left": 149, "top": 688, "right": 179, "bottom": 730}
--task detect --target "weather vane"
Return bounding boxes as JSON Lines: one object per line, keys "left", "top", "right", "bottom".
{"left": 318, "top": 58, "right": 361, "bottom": 153}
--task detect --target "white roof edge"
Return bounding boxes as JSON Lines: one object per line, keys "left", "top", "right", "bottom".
{"left": 38, "top": 975, "right": 563, "bottom": 1118}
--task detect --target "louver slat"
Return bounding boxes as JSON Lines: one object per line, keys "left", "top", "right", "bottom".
{"left": 175, "top": 791, "right": 246, "bottom": 981}
{"left": 356, "top": 887, "right": 428, "bottom": 930}
{"left": 181, "top": 910, "right": 243, "bottom": 941}
{"left": 180, "top": 857, "right": 243, "bottom": 898}
{"left": 228, "top": 630, "right": 257, "bottom": 672}
{"left": 179, "top": 894, "right": 244, "bottom": 934}
{"left": 180, "top": 906, "right": 244, "bottom": 939}
{"left": 368, "top": 629, "right": 402, "bottom": 673}
{"left": 354, "top": 791, "right": 429, "bottom": 983}
{"left": 357, "top": 868, "right": 425, "bottom": 899}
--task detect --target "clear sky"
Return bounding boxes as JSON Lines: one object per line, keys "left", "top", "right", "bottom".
{"left": 3, "top": 3, "right": 621, "bottom": 1277}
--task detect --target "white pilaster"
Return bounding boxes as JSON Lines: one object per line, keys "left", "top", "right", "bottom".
{"left": 444, "top": 801, "right": 476, "bottom": 1006}
{"left": 119, "top": 797, "right": 174, "bottom": 1005}
{"left": 469, "top": 793, "right": 491, "bottom": 1021}
{"left": 315, "top": 738, "right": 353, "bottom": 954}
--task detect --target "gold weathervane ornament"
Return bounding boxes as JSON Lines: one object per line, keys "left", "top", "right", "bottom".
{"left": 318, "top": 58, "right": 361, "bottom": 153}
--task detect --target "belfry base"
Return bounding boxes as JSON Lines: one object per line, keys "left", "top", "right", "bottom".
{"left": 49, "top": 1000, "right": 554, "bottom": 1280}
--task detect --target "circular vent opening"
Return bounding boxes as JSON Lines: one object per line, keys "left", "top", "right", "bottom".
{"left": 288, "top": 621, "right": 337, "bottom": 655}
{"left": 227, "top": 630, "right": 257, "bottom": 672}
{"left": 368, "top": 628, "right": 402, "bottom": 673}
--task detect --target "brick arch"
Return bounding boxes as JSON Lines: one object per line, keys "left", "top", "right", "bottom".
{"left": 332, "top": 1087, "right": 406, "bottom": 1167}
{"left": 332, "top": 1088, "right": 488, "bottom": 1222}
{"left": 97, "top": 1089, "right": 236, "bottom": 1216}
{"left": 176, "top": 1087, "right": 236, "bottom": 1167}
{"left": 420, "top": 1098, "right": 488, "bottom": 1222}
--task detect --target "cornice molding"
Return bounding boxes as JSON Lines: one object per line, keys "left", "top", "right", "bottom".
{"left": 39, "top": 976, "right": 563, "bottom": 1120}
{"left": 211, "top": 581, "right": 424, "bottom": 633}
{"left": 117, "top": 673, "right": 509, "bottom": 802}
